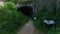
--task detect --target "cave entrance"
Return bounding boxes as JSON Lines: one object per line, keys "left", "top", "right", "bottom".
{"left": 17, "top": 6, "right": 33, "bottom": 17}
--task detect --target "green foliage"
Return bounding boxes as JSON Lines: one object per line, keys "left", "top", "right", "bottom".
{"left": 0, "top": 2, "right": 28, "bottom": 34}
{"left": 33, "top": 0, "right": 60, "bottom": 34}
{"left": 4, "top": 2, "right": 17, "bottom": 11}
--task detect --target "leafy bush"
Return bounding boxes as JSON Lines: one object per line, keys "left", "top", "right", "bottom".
{"left": 33, "top": 0, "right": 60, "bottom": 34}
{"left": 0, "top": 2, "right": 28, "bottom": 34}
{"left": 4, "top": 2, "right": 17, "bottom": 11}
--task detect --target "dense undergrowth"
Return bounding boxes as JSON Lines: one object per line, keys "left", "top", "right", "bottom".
{"left": 33, "top": 1, "right": 60, "bottom": 34}
{"left": 0, "top": 2, "right": 28, "bottom": 34}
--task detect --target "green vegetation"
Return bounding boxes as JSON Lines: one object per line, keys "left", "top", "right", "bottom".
{"left": 33, "top": 0, "right": 60, "bottom": 34}
{"left": 0, "top": 2, "right": 28, "bottom": 34}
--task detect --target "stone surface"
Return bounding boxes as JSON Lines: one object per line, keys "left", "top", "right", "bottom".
{"left": 17, "top": 20, "right": 35, "bottom": 34}
{"left": 0, "top": 1, "right": 4, "bottom": 7}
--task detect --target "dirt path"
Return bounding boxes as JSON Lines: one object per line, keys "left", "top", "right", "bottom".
{"left": 17, "top": 20, "right": 45, "bottom": 34}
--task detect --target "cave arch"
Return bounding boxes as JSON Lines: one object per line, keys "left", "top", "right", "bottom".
{"left": 17, "top": 6, "right": 33, "bottom": 17}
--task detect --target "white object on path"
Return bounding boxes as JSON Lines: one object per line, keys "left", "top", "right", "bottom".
{"left": 44, "top": 20, "right": 55, "bottom": 25}
{"left": 34, "top": 17, "right": 37, "bottom": 20}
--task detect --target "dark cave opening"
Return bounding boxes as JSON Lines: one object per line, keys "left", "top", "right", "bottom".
{"left": 17, "top": 6, "right": 33, "bottom": 17}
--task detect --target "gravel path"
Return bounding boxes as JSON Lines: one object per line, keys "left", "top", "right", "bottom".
{"left": 17, "top": 20, "right": 45, "bottom": 34}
